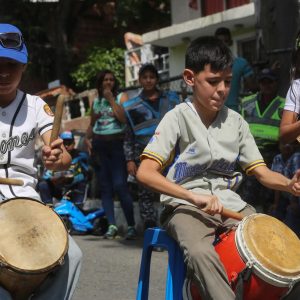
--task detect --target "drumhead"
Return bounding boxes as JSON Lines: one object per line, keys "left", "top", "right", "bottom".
{"left": 238, "top": 214, "right": 300, "bottom": 279}
{"left": 0, "top": 198, "right": 68, "bottom": 273}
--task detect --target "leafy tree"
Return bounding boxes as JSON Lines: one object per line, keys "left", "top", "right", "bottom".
{"left": 71, "top": 47, "right": 125, "bottom": 89}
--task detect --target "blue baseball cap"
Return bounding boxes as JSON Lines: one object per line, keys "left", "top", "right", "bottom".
{"left": 60, "top": 131, "right": 74, "bottom": 140}
{"left": 0, "top": 24, "right": 28, "bottom": 64}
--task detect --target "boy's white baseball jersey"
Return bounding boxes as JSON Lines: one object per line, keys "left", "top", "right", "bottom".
{"left": 141, "top": 100, "right": 266, "bottom": 211}
{"left": 0, "top": 90, "right": 53, "bottom": 200}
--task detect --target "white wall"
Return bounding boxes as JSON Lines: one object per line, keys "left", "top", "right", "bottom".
{"left": 171, "top": 0, "right": 201, "bottom": 24}
{"left": 169, "top": 42, "right": 189, "bottom": 76}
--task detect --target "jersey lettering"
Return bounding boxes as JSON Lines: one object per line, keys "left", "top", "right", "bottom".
{"left": 173, "top": 158, "right": 237, "bottom": 183}
{"left": 0, "top": 128, "right": 35, "bottom": 154}
{"left": 174, "top": 162, "right": 208, "bottom": 183}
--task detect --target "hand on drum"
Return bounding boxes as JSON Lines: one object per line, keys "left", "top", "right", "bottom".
{"left": 42, "top": 138, "right": 64, "bottom": 170}
{"left": 190, "top": 193, "right": 223, "bottom": 215}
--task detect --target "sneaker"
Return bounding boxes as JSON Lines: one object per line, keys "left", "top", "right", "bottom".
{"left": 104, "top": 224, "right": 118, "bottom": 239}
{"left": 126, "top": 226, "right": 138, "bottom": 240}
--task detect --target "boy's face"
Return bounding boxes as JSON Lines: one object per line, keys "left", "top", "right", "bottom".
{"left": 139, "top": 70, "right": 158, "bottom": 92}
{"left": 0, "top": 57, "right": 26, "bottom": 103}
{"left": 183, "top": 64, "right": 232, "bottom": 112}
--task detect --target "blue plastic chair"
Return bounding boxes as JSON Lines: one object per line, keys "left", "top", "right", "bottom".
{"left": 136, "top": 227, "right": 186, "bottom": 300}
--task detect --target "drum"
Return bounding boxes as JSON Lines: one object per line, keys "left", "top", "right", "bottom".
{"left": 190, "top": 214, "right": 300, "bottom": 300}
{"left": 0, "top": 198, "right": 68, "bottom": 300}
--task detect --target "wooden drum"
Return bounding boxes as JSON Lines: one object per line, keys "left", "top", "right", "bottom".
{"left": 0, "top": 198, "right": 68, "bottom": 300}
{"left": 216, "top": 213, "right": 300, "bottom": 299}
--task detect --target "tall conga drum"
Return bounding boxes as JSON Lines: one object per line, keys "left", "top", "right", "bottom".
{"left": 0, "top": 198, "right": 68, "bottom": 300}
{"left": 190, "top": 214, "right": 300, "bottom": 300}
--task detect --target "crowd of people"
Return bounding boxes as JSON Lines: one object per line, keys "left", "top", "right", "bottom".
{"left": 35, "top": 27, "right": 300, "bottom": 243}
{"left": 2, "top": 20, "right": 300, "bottom": 299}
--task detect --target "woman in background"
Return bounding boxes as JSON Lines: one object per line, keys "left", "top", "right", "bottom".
{"left": 85, "top": 70, "right": 136, "bottom": 240}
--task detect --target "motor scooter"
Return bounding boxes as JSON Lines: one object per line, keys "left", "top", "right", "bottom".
{"left": 54, "top": 190, "right": 108, "bottom": 235}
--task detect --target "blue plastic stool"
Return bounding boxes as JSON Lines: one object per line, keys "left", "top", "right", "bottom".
{"left": 136, "top": 227, "right": 186, "bottom": 300}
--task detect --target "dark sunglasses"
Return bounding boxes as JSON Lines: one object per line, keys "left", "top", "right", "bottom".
{"left": 0, "top": 32, "right": 24, "bottom": 49}
{"left": 63, "top": 139, "right": 74, "bottom": 146}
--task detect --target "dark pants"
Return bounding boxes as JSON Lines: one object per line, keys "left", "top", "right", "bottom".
{"left": 93, "top": 139, "right": 135, "bottom": 226}
{"left": 38, "top": 180, "right": 87, "bottom": 204}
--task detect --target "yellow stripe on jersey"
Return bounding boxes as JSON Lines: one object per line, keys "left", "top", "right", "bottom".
{"left": 244, "top": 159, "right": 266, "bottom": 175}
{"left": 141, "top": 150, "right": 164, "bottom": 166}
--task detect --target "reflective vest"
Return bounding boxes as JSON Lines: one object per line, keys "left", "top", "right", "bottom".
{"left": 123, "top": 90, "right": 180, "bottom": 145}
{"left": 241, "top": 93, "right": 285, "bottom": 148}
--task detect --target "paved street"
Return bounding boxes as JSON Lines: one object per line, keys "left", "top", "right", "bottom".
{"left": 72, "top": 234, "right": 167, "bottom": 300}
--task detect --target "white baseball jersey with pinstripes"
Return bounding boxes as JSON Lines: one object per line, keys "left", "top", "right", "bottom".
{"left": 0, "top": 90, "right": 53, "bottom": 200}
{"left": 141, "top": 99, "right": 266, "bottom": 212}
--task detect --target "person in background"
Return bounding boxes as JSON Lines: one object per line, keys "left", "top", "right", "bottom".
{"left": 123, "top": 63, "right": 180, "bottom": 231}
{"left": 85, "top": 70, "right": 137, "bottom": 240}
{"left": 215, "top": 27, "right": 256, "bottom": 112}
{"left": 270, "top": 142, "right": 300, "bottom": 235}
{"left": 280, "top": 30, "right": 300, "bottom": 144}
{"left": 136, "top": 36, "right": 300, "bottom": 300}
{"left": 38, "top": 131, "right": 89, "bottom": 205}
{"left": 0, "top": 23, "right": 81, "bottom": 299}
{"left": 238, "top": 68, "right": 285, "bottom": 211}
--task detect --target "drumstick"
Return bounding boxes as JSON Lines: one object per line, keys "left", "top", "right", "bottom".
{"left": 0, "top": 178, "right": 24, "bottom": 186}
{"left": 50, "top": 94, "right": 65, "bottom": 144}
{"left": 221, "top": 208, "right": 244, "bottom": 221}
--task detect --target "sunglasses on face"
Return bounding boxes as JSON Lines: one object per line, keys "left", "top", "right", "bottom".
{"left": 0, "top": 32, "right": 24, "bottom": 49}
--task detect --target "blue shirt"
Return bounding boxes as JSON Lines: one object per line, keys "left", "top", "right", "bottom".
{"left": 271, "top": 152, "right": 300, "bottom": 179}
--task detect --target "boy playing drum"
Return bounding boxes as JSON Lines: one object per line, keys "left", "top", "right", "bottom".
{"left": 137, "top": 36, "right": 300, "bottom": 299}
{"left": 0, "top": 23, "right": 82, "bottom": 299}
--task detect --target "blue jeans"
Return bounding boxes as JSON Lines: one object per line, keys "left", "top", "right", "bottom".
{"left": 93, "top": 139, "right": 135, "bottom": 226}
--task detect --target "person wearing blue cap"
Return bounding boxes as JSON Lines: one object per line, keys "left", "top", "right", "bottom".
{"left": 0, "top": 24, "right": 82, "bottom": 299}
{"left": 38, "top": 131, "right": 89, "bottom": 205}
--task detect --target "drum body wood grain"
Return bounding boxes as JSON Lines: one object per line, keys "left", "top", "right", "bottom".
{"left": 0, "top": 198, "right": 68, "bottom": 300}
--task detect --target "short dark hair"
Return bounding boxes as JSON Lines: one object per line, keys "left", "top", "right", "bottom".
{"left": 138, "top": 63, "right": 159, "bottom": 79}
{"left": 185, "top": 36, "right": 233, "bottom": 73}
{"left": 215, "top": 27, "right": 231, "bottom": 38}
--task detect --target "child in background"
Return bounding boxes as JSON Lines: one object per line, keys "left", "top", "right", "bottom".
{"left": 39, "top": 131, "right": 89, "bottom": 205}
{"left": 123, "top": 63, "right": 180, "bottom": 230}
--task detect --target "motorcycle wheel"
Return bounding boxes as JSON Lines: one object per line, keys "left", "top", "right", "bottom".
{"left": 92, "top": 217, "right": 108, "bottom": 236}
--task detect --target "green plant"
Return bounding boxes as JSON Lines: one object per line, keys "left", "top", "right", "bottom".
{"left": 71, "top": 47, "right": 125, "bottom": 89}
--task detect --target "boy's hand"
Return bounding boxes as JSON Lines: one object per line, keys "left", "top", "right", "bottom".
{"left": 289, "top": 169, "right": 300, "bottom": 196}
{"left": 191, "top": 193, "right": 223, "bottom": 215}
{"left": 42, "top": 138, "right": 64, "bottom": 170}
